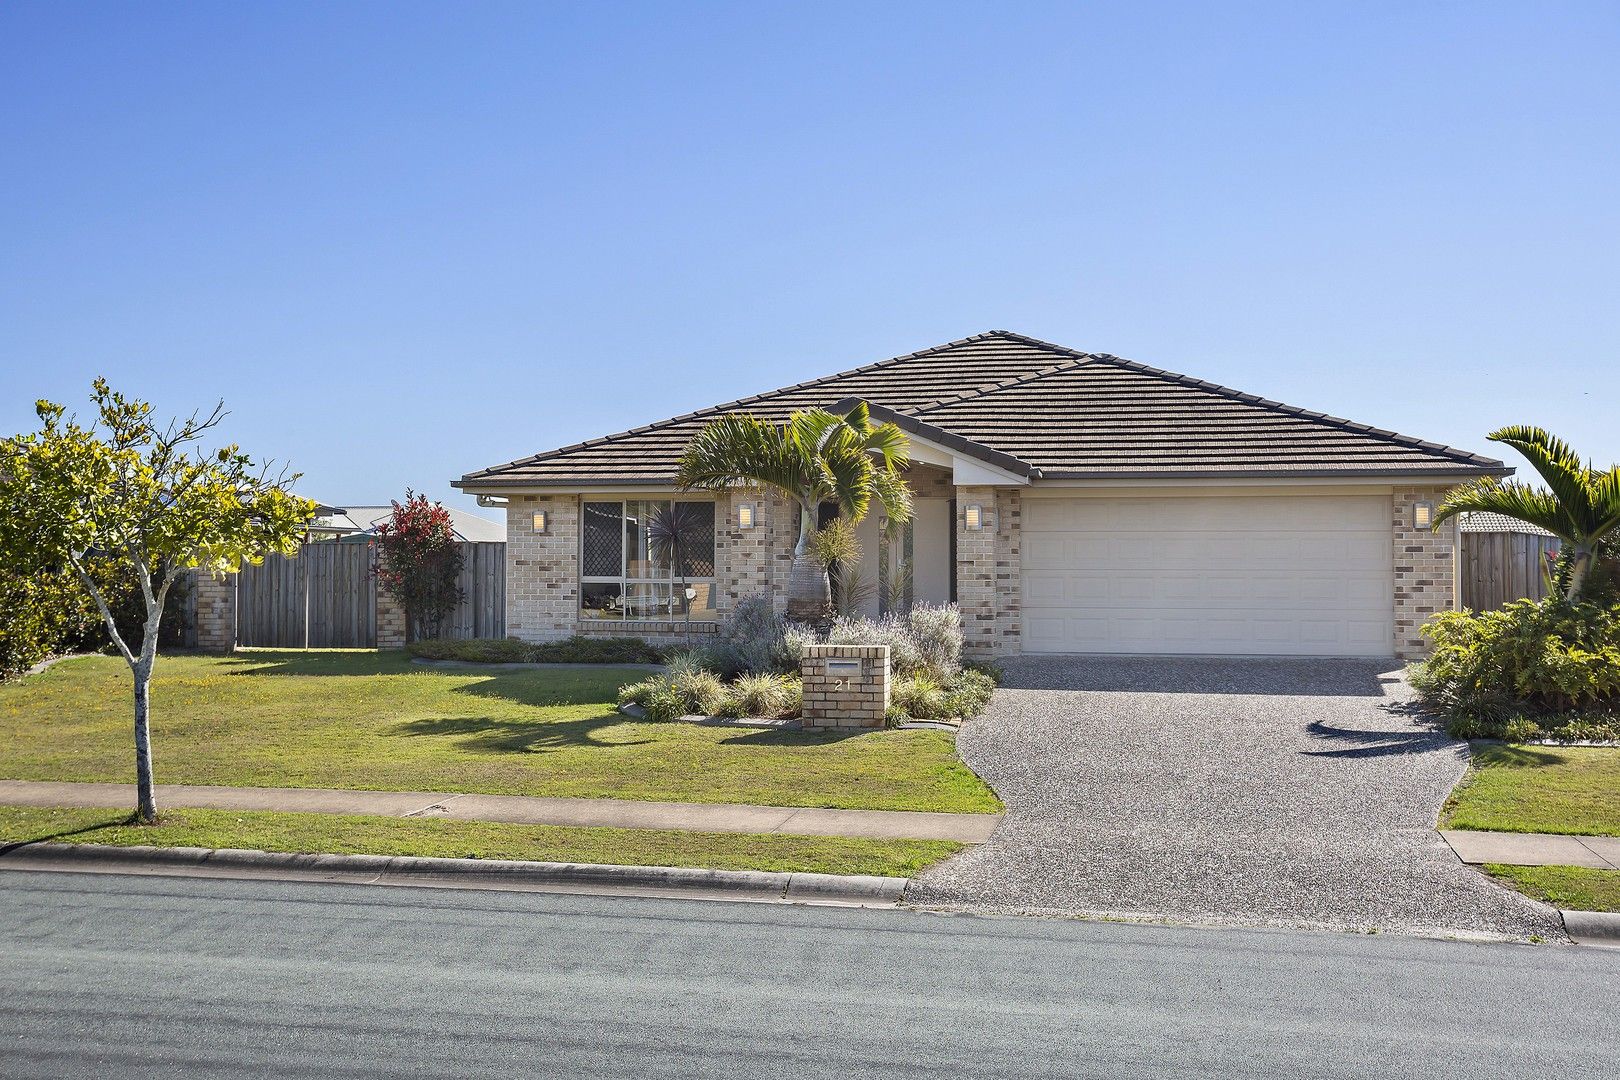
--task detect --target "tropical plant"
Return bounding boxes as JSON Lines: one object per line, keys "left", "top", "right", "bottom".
{"left": 675, "top": 402, "right": 911, "bottom": 618}
{"left": 0, "top": 380, "right": 313, "bottom": 822}
{"left": 1411, "top": 598, "right": 1620, "bottom": 741}
{"left": 646, "top": 501, "right": 711, "bottom": 646}
{"left": 1434, "top": 427, "right": 1620, "bottom": 600}
{"left": 373, "top": 492, "right": 465, "bottom": 642}
{"left": 810, "top": 518, "right": 875, "bottom": 616}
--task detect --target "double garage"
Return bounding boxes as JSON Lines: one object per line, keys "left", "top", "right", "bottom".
{"left": 1020, "top": 493, "right": 1399, "bottom": 658}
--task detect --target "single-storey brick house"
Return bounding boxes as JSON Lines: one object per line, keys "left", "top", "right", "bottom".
{"left": 455, "top": 331, "right": 1509, "bottom": 659}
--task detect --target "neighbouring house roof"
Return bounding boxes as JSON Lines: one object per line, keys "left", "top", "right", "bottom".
{"left": 456, "top": 330, "right": 1508, "bottom": 488}
{"left": 1458, "top": 512, "right": 1557, "bottom": 537}
{"left": 310, "top": 504, "right": 506, "bottom": 543}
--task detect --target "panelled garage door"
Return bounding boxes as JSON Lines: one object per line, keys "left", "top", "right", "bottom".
{"left": 1021, "top": 495, "right": 1395, "bottom": 657}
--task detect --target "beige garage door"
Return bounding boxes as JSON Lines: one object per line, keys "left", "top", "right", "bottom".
{"left": 1021, "top": 495, "right": 1395, "bottom": 657}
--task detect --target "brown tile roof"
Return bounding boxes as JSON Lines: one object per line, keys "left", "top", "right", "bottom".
{"left": 457, "top": 330, "right": 1507, "bottom": 487}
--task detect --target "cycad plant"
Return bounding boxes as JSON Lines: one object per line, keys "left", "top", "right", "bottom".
{"left": 676, "top": 402, "right": 911, "bottom": 618}
{"left": 646, "top": 501, "right": 712, "bottom": 645}
{"left": 1435, "top": 426, "right": 1620, "bottom": 600}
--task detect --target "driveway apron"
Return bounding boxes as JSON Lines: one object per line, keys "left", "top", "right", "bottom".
{"left": 910, "top": 657, "right": 1563, "bottom": 939}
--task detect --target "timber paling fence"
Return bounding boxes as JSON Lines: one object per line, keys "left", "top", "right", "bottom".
{"left": 1459, "top": 532, "right": 1559, "bottom": 612}
{"left": 234, "top": 541, "right": 505, "bottom": 648}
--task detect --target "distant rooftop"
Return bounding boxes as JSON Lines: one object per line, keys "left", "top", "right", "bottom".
{"left": 311, "top": 503, "right": 505, "bottom": 543}
{"left": 1458, "top": 512, "right": 1555, "bottom": 537}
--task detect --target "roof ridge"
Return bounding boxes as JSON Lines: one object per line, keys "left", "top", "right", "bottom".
{"left": 983, "top": 330, "right": 1504, "bottom": 469}
{"left": 460, "top": 330, "right": 1019, "bottom": 480}
{"left": 910, "top": 353, "right": 1103, "bottom": 414}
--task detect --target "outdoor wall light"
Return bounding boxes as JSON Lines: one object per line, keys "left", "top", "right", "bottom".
{"left": 1413, "top": 501, "right": 1434, "bottom": 529}
{"left": 737, "top": 503, "right": 757, "bottom": 529}
{"left": 964, "top": 504, "right": 985, "bottom": 530}
{"left": 532, "top": 510, "right": 549, "bottom": 533}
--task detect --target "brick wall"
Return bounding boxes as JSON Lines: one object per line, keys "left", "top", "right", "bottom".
{"left": 1394, "top": 485, "right": 1460, "bottom": 659}
{"left": 800, "top": 644, "right": 891, "bottom": 729}
{"left": 716, "top": 487, "right": 796, "bottom": 615}
{"left": 376, "top": 589, "right": 408, "bottom": 650}
{"left": 193, "top": 572, "right": 236, "bottom": 653}
{"left": 904, "top": 464, "right": 954, "bottom": 499}
{"left": 954, "top": 485, "right": 1022, "bottom": 656}
{"left": 505, "top": 494, "right": 581, "bottom": 641}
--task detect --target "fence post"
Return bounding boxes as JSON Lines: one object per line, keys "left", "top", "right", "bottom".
{"left": 376, "top": 588, "right": 407, "bottom": 650}
{"left": 193, "top": 571, "right": 238, "bottom": 653}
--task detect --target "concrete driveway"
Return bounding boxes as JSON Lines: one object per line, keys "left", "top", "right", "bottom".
{"left": 910, "top": 657, "right": 1564, "bottom": 940}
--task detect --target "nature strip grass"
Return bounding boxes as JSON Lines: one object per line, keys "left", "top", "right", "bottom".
{"left": 1485, "top": 864, "right": 1620, "bottom": 914}
{"left": 0, "top": 806, "right": 964, "bottom": 879}
{"left": 1441, "top": 744, "right": 1620, "bottom": 837}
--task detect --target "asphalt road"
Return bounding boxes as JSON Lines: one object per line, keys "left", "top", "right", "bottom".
{"left": 1, "top": 870, "right": 1615, "bottom": 1079}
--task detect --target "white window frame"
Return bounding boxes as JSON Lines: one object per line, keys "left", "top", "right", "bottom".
{"left": 578, "top": 498, "right": 717, "bottom": 621}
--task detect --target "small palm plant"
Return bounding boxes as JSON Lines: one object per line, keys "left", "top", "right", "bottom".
{"left": 646, "top": 501, "right": 711, "bottom": 645}
{"left": 1434, "top": 426, "right": 1620, "bottom": 601}
{"left": 676, "top": 402, "right": 911, "bottom": 618}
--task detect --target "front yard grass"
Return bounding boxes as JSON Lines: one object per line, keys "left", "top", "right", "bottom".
{"left": 0, "top": 653, "right": 999, "bottom": 813}
{"left": 1441, "top": 744, "right": 1620, "bottom": 836}
{"left": 1485, "top": 864, "right": 1620, "bottom": 914}
{"left": 0, "top": 806, "right": 960, "bottom": 877}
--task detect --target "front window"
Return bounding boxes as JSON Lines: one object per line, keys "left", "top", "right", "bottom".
{"left": 580, "top": 499, "right": 717, "bottom": 621}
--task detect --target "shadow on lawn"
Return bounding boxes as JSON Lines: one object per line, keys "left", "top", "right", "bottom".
{"left": 0, "top": 814, "right": 135, "bottom": 855}
{"left": 392, "top": 712, "right": 651, "bottom": 754}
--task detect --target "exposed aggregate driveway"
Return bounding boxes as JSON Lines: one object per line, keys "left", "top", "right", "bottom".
{"left": 911, "top": 657, "right": 1564, "bottom": 940}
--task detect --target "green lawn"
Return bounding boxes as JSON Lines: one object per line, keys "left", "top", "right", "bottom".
{"left": 0, "top": 806, "right": 960, "bottom": 877}
{"left": 1486, "top": 864, "right": 1620, "bottom": 914}
{"left": 0, "top": 652, "right": 999, "bottom": 813}
{"left": 1441, "top": 744, "right": 1620, "bottom": 836}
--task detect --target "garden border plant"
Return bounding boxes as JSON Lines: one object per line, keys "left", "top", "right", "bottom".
{"left": 617, "top": 597, "right": 998, "bottom": 726}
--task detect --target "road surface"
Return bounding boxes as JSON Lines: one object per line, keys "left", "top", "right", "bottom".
{"left": 1, "top": 870, "right": 1615, "bottom": 1078}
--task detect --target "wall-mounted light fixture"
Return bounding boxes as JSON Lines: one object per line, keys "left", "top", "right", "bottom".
{"left": 1413, "top": 501, "right": 1434, "bottom": 530}
{"left": 532, "top": 510, "right": 549, "bottom": 533}
{"left": 737, "top": 503, "right": 757, "bottom": 529}
{"left": 964, "top": 504, "right": 985, "bottom": 530}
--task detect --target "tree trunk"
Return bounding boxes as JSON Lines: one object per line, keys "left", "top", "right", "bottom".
{"left": 1566, "top": 548, "right": 1594, "bottom": 601}
{"left": 785, "top": 499, "right": 830, "bottom": 620}
{"left": 133, "top": 663, "right": 157, "bottom": 824}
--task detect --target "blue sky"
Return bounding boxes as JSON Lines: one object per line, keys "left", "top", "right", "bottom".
{"left": 3, "top": 1, "right": 1616, "bottom": 516}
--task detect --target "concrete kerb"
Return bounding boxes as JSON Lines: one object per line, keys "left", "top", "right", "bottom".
{"left": 0, "top": 842, "right": 910, "bottom": 907}
{"left": 1560, "top": 909, "right": 1620, "bottom": 948}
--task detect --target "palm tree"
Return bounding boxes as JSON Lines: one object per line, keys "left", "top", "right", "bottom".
{"left": 1434, "top": 426, "right": 1620, "bottom": 601}
{"left": 676, "top": 402, "right": 911, "bottom": 619}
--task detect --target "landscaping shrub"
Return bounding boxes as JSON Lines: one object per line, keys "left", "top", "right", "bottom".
{"left": 407, "top": 635, "right": 664, "bottom": 665}
{"left": 372, "top": 492, "right": 465, "bottom": 642}
{"left": 0, "top": 566, "right": 93, "bottom": 680}
{"left": 827, "top": 613, "right": 923, "bottom": 678}
{"left": 664, "top": 642, "right": 744, "bottom": 679}
{"left": 1411, "top": 597, "right": 1620, "bottom": 742}
{"left": 827, "top": 603, "right": 964, "bottom": 681}
{"left": 717, "top": 595, "right": 797, "bottom": 675}
{"left": 891, "top": 675, "right": 948, "bottom": 721}
{"left": 724, "top": 673, "right": 801, "bottom": 720}
{"left": 617, "top": 661, "right": 742, "bottom": 721}
{"left": 887, "top": 667, "right": 999, "bottom": 724}
{"left": 906, "top": 604, "right": 965, "bottom": 680}
{"left": 408, "top": 637, "right": 533, "bottom": 663}
{"left": 670, "top": 664, "right": 729, "bottom": 716}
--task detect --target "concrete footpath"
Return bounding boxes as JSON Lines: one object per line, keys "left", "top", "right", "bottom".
{"left": 0, "top": 780, "right": 1001, "bottom": 844}
{"left": 1442, "top": 829, "right": 1620, "bottom": 870}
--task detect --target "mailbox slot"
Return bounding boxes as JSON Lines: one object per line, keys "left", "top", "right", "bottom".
{"left": 825, "top": 659, "right": 863, "bottom": 676}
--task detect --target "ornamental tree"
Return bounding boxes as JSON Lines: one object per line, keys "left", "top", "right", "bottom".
{"left": 372, "top": 491, "right": 464, "bottom": 642}
{"left": 0, "top": 380, "right": 315, "bottom": 823}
